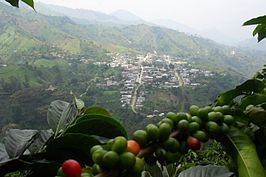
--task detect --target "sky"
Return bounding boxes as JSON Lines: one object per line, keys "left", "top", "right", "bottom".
{"left": 33, "top": 0, "right": 266, "bottom": 42}
{"left": 35, "top": 0, "right": 266, "bottom": 42}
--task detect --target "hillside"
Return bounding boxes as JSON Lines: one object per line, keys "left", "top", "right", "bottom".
{"left": 0, "top": 3, "right": 108, "bottom": 63}
{"left": 238, "top": 38, "right": 266, "bottom": 52}
{"left": 0, "top": 2, "right": 265, "bottom": 132}
{"left": 1, "top": 2, "right": 265, "bottom": 74}
{"left": 35, "top": 2, "right": 147, "bottom": 26}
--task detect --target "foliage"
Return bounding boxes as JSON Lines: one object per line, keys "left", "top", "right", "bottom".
{"left": 0, "top": 99, "right": 127, "bottom": 176}
{"left": 176, "top": 141, "right": 228, "bottom": 173}
{"left": 177, "top": 165, "right": 234, "bottom": 177}
{"left": 2, "top": 1, "right": 266, "bottom": 177}
{"left": 243, "top": 15, "right": 266, "bottom": 42}
{"left": 5, "top": 0, "right": 34, "bottom": 9}
{"left": 214, "top": 66, "right": 266, "bottom": 177}
{"left": 224, "top": 127, "right": 265, "bottom": 177}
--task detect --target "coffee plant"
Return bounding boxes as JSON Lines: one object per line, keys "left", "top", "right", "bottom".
{"left": 2, "top": 1, "right": 266, "bottom": 176}
{"left": 1, "top": 66, "right": 266, "bottom": 177}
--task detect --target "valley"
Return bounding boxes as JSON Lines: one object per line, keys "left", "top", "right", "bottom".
{"left": 102, "top": 52, "right": 219, "bottom": 116}
{"left": 0, "top": 2, "right": 264, "bottom": 133}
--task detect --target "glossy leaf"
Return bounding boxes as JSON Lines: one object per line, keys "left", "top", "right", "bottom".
{"left": 243, "top": 15, "right": 266, "bottom": 26}
{"left": 216, "top": 89, "right": 240, "bottom": 106}
{"left": 224, "top": 127, "right": 266, "bottom": 177}
{"left": 54, "top": 101, "right": 78, "bottom": 136}
{"left": 240, "top": 94, "right": 266, "bottom": 110}
{"left": 245, "top": 107, "right": 266, "bottom": 128}
{"left": 0, "top": 154, "right": 57, "bottom": 177}
{"left": 257, "top": 28, "right": 266, "bottom": 42}
{"left": 4, "top": 129, "right": 38, "bottom": 158}
{"left": 83, "top": 106, "right": 112, "bottom": 117}
{"left": 252, "top": 24, "right": 265, "bottom": 36}
{"left": 21, "top": 0, "right": 34, "bottom": 9}
{"left": 216, "top": 79, "right": 265, "bottom": 105}
{"left": 66, "top": 114, "right": 127, "bottom": 139}
{"left": 243, "top": 15, "right": 266, "bottom": 42}
{"left": 178, "top": 165, "right": 234, "bottom": 177}
{"left": 5, "top": 0, "right": 19, "bottom": 7}
{"left": 45, "top": 133, "right": 99, "bottom": 164}
{"left": 47, "top": 100, "right": 69, "bottom": 133}
{"left": 143, "top": 164, "right": 164, "bottom": 177}
{"left": 5, "top": 0, "right": 34, "bottom": 9}
{"left": 236, "top": 79, "right": 265, "bottom": 93}
{"left": 28, "top": 129, "right": 53, "bottom": 153}
{"left": 0, "top": 143, "right": 8, "bottom": 163}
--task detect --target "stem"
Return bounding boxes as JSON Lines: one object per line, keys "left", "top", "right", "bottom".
{"left": 170, "top": 130, "right": 179, "bottom": 138}
{"left": 137, "top": 144, "right": 157, "bottom": 158}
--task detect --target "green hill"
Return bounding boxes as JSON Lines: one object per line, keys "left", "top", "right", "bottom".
{"left": 0, "top": 2, "right": 265, "bottom": 75}
{"left": 0, "top": 2, "right": 265, "bottom": 131}
{"left": 0, "top": 3, "right": 108, "bottom": 63}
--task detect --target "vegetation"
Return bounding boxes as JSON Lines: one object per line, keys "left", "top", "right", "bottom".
{"left": 0, "top": 1, "right": 255, "bottom": 133}
{"left": 1, "top": 1, "right": 266, "bottom": 177}
{"left": 0, "top": 65, "right": 266, "bottom": 177}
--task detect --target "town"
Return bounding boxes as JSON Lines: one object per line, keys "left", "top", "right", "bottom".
{"left": 93, "top": 52, "right": 215, "bottom": 116}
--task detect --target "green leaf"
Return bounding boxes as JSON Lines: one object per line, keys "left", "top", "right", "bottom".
{"left": 46, "top": 133, "right": 99, "bottom": 165}
{"left": 3, "top": 129, "right": 38, "bottom": 158}
{"left": 0, "top": 143, "right": 8, "bottom": 162}
{"left": 28, "top": 129, "right": 53, "bottom": 153}
{"left": 84, "top": 106, "right": 112, "bottom": 117}
{"left": 178, "top": 165, "right": 234, "bottom": 177}
{"left": 47, "top": 100, "right": 69, "bottom": 133}
{"left": 216, "top": 89, "right": 240, "bottom": 106}
{"left": 223, "top": 127, "right": 266, "bottom": 177}
{"left": 0, "top": 154, "right": 57, "bottom": 177}
{"left": 143, "top": 164, "right": 164, "bottom": 177}
{"left": 245, "top": 107, "right": 266, "bottom": 128}
{"left": 216, "top": 79, "right": 265, "bottom": 106}
{"left": 252, "top": 24, "right": 266, "bottom": 36}
{"left": 21, "top": 0, "right": 34, "bottom": 9}
{"left": 66, "top": 114, "right": 127, "bottom": 139}
{"left": 258, "top": 28, "right": 266, "bottom": 42}
{"left": 54, "top": 101, "right": 78, "bottom": 137}
{"left": 5, "top": 0, "right": 34, "bottom": 9}
{"left": 240, "top": 94, "right": 266, "bottom": 110}
{"left": 243, "top": 15, "right": 266, "bottom": 26}
{"left": 5, "top": 0, "right": 19, "bottom": 7}
{"left": 236, "top": 79, "right": 265, "bottom": 93}
{"left": 243, "top": 15, "right": 266, "bottom": 42}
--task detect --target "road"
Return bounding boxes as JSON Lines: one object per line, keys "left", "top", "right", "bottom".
{"left": 175, "top": 69, "right": 184, "bottom": 87}
{"left": 130, "top": 65, "right": 143, "bottom": 113}
{"left": 174, "top": 69, "right": 186, "bottom": 111}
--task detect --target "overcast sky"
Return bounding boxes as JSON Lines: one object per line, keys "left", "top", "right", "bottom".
{"left": 35, "top": 0, "right": 266, "bottom": 41}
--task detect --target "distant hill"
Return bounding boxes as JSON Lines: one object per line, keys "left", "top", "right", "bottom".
{"left": 151, "top": 19, "right": 239, "bottom": 46}
{"left": 238, "top": 38, "right": 266, "bottom": 52}
{"left": 35, "top": 2, "right": 147, "bottom": 26}
{"left": 0, "top": 2, "right": 108, "bottom": 63}
{"left": 1, "top": 1, "right": 266, "bottom": 132}
{"left": 0, "top": 2, "right": 265, "bottom": 75}
{"left": 110, "top": 10, "right": 146, "bottom": 24}
{"left": 151, "top": 19, "right": 199, "bottom": 35}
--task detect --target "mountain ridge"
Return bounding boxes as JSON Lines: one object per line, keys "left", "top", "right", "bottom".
{"left": 0, "top": 2, "right": 265, "bottom": 75}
